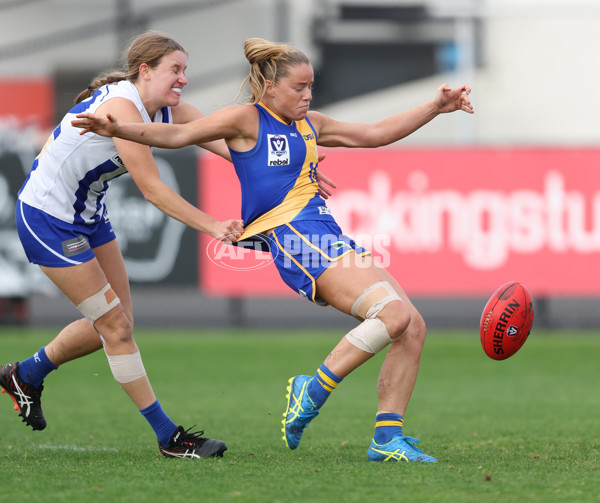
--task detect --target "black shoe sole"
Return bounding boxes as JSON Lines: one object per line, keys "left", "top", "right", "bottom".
{"left": 159, "top": 439, "right": 227, "bottom": 458}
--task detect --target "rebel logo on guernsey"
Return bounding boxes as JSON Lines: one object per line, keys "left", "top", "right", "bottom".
{"left": 268, "top": 134, "right": 290, "bottom": 166}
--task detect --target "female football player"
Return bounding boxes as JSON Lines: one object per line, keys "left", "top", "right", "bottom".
{"left": 0, "top": 30, "right": 246, "bottom": 458}
{"left": 72, "top": 37, "right": 474, "bottom": 462}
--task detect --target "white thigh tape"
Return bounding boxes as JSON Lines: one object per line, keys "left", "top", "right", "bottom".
{"left": 105, "top": 351, "right": 147, "bottom": 384}
{"left": 77, "top": 284, "right": 120, "bottom": 325}
{"left": 345, "top": 318, "right": 392, "bottom": 354}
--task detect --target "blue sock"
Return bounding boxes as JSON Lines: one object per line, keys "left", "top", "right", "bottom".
{"left": 140, "top": 400, "right": 178, "bottom": 447}
{"left": 306, "top": 363, "right": 343, "bottom": 408}
{"left": 374, "top": 411, "right": 404, "bottom": 444}
{"left": 17, "top": 347, "right": 58, "bottom": 387}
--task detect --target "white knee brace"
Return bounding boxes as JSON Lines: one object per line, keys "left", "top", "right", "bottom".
{"left": 345, "top": 318, "right": 392, "bottom": 354}
{"left": 345, "top": 281, "right": 404, "bottom": 354}
{"left": 77, "top": 284, "right": 121, "bottom": 325}
{"left": 105, "top": 351, "right": 147, "bottom": 384}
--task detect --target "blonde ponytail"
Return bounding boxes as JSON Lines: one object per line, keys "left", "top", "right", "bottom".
{"left": 237, "top": 37, "right": 310, "bottom": 104}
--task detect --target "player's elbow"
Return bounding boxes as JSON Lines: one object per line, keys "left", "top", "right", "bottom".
{"left": 150, "top": 128, "right": 190, "bottom": 149}
{"left": 363, "top": 133, "right": 389, "bottom": 148}
{"left": 363, "top": 126, "right": 393, "bottom": 148}
{"left": 154, "top": 137, "right": 187, "bottom": 149}
{"left": 171, "top": 134, "right": 192, "bottom": 149}
{"left": 137, "top": 180, "right": 162, "bottom": 206}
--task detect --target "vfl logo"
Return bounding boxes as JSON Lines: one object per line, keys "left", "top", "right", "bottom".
{"left": 270, "top": 135, "right": 287, "bottom": 154}
{"left": 268, "top": 134, "right": 290, "bottom": 166}
{"left": 507, "top": 325, "right": 519, "bottom": 337}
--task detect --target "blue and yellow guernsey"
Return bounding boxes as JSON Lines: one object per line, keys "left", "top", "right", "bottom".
{"left": 232, "top": 103, "right": 334, "bottom": 241}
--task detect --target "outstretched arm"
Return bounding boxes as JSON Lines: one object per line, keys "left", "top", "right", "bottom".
{"left": 72, "top": 105, "right": 247, "bottom": 149}
{"left": 312, "top": 83, "right": 473, "bottom": 148}
{"left": 73, "top": 103, "right": 340, "bottom": 198}
{"left": 172, "top": 101, "right": 232, "bottom": 161}
{"left": 88, "top": 99, "right": 245, "bottom": 243}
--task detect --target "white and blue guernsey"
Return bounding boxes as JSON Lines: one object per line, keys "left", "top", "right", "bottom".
{"left": 19, "top": 80, "right": 171, "bottom": 225}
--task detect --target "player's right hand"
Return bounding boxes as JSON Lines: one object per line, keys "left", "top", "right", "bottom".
{"left": 215, "top": 219, "right": 245, "bottom": 244}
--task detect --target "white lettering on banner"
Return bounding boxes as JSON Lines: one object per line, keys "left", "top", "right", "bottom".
{"left": 327, "top": 170, "right": 600, "bottom": 270}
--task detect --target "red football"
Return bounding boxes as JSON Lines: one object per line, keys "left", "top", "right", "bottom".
{"left": 480, "top": 281, "right": 534, "bottom": 360}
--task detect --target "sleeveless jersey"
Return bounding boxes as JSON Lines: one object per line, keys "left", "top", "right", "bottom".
{"left": 232, "top": 103, "right": 334, "bottom": 241}
{"left": 18, "top": 80, "right": 171, "bottom": 225}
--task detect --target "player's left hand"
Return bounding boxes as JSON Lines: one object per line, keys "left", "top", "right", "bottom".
{"left": 434, "top": 84, "right": 474, "bottom": 114}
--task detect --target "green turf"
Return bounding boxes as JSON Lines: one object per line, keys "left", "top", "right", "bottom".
{"left": 0, "top": 328, "right": 598, "bottom": 502}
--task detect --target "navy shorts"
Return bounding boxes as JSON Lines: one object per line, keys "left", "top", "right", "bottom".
{"left": 16, "top": 200, "right": 116, "bottom": 267}
{"left": 268, "top": 219, "right": 370, "bottom": 304}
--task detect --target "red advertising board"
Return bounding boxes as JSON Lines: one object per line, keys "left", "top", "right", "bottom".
{"left": 199, "top": 148, "right": 600, "bottom": 297}
{"left": 0, "top": 78, "right": 54, "bottom": 129}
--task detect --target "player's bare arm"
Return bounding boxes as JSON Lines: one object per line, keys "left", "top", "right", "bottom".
{"left": 98, "top": 102, "right": 242, "bottom": 241}
{"left": 310, "top": 83, "right": 473, "bottom": 149}
{"left": 73, "top": 104, "right": 254, "bottom": 149}
{"left": 172, "top": 101, "right": 232, "bottom": 161}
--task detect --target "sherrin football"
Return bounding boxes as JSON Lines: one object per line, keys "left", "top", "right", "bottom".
{"left": 480, "top": 281, "right": 534, "bottom": 360}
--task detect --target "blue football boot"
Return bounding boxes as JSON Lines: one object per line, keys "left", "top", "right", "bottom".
{"left": 368, "top": 436, "right": 438, "bottom": 463}
{"left": 281, "top": 375, "right": 319, "bottom": 450}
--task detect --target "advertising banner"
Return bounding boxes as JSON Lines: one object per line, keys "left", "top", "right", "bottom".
{"left": 0, "top": 146, "right": 199, "bottom": 299}
{"left": 0, "top": 125, "right": 49, "bottom": 299}
{"left": 105, "top": 147, "right": 199, "bottom": 285}
{"left": 199, "top": 148, "right": 600, "bottom": 297}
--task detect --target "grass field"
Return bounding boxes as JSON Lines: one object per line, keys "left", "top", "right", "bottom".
{"left": 0, "top": 327, "right": 598, "bottom": 503}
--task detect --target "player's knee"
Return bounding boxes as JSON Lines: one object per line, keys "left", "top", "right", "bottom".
{"left": 391, "top": 310, "right": 427, "bottom": 352}
{"left": 101, "top": 310, "right": 134, "bottom": 346}
{"left": 92, "top": 308, "right": 134, "bottom": 351}
{"left": 346, "top": 281, "right": 408, "bottom": 353}
{"left": 379, "top": 300, "right": 412, "bottom": 340}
